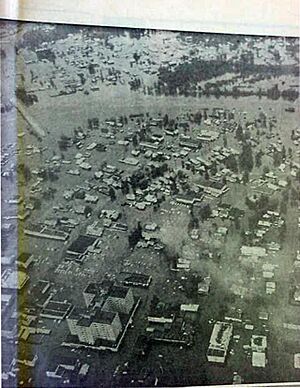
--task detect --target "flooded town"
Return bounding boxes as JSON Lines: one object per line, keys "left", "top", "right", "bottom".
{"left": 1, "top": 21, "right": 300, "bottom": 387}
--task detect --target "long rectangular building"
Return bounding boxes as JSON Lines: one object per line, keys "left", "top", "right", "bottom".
{"left": 207, "top": 321, "right": 233, "bottom": 363}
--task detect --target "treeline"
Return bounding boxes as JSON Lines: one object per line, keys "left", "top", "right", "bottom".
{"left": 18, "top": 24, "right": 83, "bottom": 51}
{"left": 17, "top": 24, "right": 133, "bottom": 52}
{"left": 201, "top": 84, "right": 299, "bottom": 101}
{"left": 156, "top": 57, "right": 299, "bottom": 100}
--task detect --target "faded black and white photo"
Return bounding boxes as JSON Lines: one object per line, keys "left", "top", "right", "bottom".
{"left": 1, "top": 19, "right": 300, "bottom": 387}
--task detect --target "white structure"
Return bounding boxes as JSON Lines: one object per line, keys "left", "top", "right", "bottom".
{"left": 294, "top": 354, "right": 300, "bottom": 369}
{"left": 251, "top": 335, "right": 267, "bottom": 352}
{"left": 180, "top": 304, "right": 199, "bottom": 313}
{"left": 241, "top": 246, "right": 267, "bottom": 257}
{"left": 67, "top": 308, "right": 122, "bottom": 344}
{"left": 252, "top": 352, "right": 266, "bottom": 368}
{"left": 207, "top": 321, "right": 233, "bottom": 363}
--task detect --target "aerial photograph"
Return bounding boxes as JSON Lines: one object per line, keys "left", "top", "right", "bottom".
{"left": 1, "top": 20, "right": 300, "bottom": 387}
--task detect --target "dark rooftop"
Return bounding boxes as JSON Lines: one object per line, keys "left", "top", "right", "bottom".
{"left": 67, "top": 235, "right": 97, "bottom": 255}
{"left": 94, "top": 309, "right": 118, "bottom": 324}
{"left": 108, "top": 285, "right": 130, "bottom": 299}
{"left": 84, "top": 280, "right": 114, "bottom": 296}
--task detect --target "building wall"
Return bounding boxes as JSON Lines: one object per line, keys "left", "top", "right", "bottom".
{"left": 83, "top": 292, "right": 95, "bottom": 308}
{"left": 67, "top": 313, "right": 122, "bottom": 344}
{"left": 76, "top": 325, "right": 95, "bottom": 345}
{"left": 111, "top": 314, "right": 122, "bottom": 339}
{"left": 67, "top": 317, "right": 79, "bottom": 336}
{"left": 102, "top": 289, "right": 134, "bottom": 314}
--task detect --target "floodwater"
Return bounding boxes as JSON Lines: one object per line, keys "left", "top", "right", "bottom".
{"left": 28, "top": 83, "right": 299, "bottom": 139}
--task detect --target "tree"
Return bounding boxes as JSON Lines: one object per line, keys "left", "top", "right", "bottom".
{"left": 163, "top": 114, "right": 169, "bottom": 127}
{"left": 245, "top": 196, "right": 255, "bottom": 210}
{"left": 236, "top": 124, "right": 243, "bottom": 141}
{"left": 291, "top": 129, "right": 295, "bottom": 140}
{"left": 133, "top": 52, "right": 140, "bottom": 63}
{"left": 199, "top": 203, "right": 211, "bottom": 221}
{"left": 32, "top": 197, "right": 41, "bottom": 210}
{"left": 248, "top": 214, "right": 258, "bottom": 230}
{"left": 121, "top": 179, "right": 130, "bottom": 195}
{"left": 96, "top": 143, "right": 106, "bottom": 152}
{"left": 279, "top": 223, "right": 287, "bottom": 243}
{"left": 242, "top": 171, "right": 249, "bottom": 184}
{"left": 225, "top": 155, "right": 238, "bottom": 173}
{"left": 74, "top": 189, "right": 85, "bottom": 199}
{"left": 281, "top": 188, "right": 289, "bottom": 202}
{"left": 188, "top": 207, "right": 199, "bottom": 230}
{"left": 282, "top": 145, "right": 286, "bottom": 160}
{"left": 58, "top": 134, "right": 71, "bottom": 151}
{"left": 263, "top": 166, "right": 270, "bottom": 175}
{"left": 234, "top": 217, "right": 241, "bottom": 230}
{"left": 239, "top": 143, "right": 254, "bottom": 172}
{"left": 290, "top": 187, "right": 298, "bottom": 206}
{"left": 267, "top": 84, "right": 281, "bottom": 100}
{"left": 48, "top": 170, "right": 59, "bottom": 182}
{"left": 255, "top": 151, "right": 263, "bottom": 168}
{"left": 280, "top": 200, "right": 287, "bottom": 215}
{"left": 273, "top": 150, "right": 282, "bottom": 167}
{"left": 194, "top": 111, "right": 202, "bottom": 124}
{"left": 128, "top": 222, "right": 143, "bottom": 249}
{"left": 84, "top": 206, "right": 92, "bottom": 218}
{"left": 132, "top": 134, "right": 138, "bottom": 147}
{"left": 109, "top": 187, "right": 116, "bottom": 201}
{"left": 210, "top": 162, "right": 217, "bottom": 175}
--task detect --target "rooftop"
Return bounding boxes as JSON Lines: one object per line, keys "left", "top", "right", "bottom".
{"left": 94, "top": 310, "right": 118, "bottom": 325}
{"left": 108, "top": 285, "right": 130, "bottom": 299}
{"left": 209, "top": 321, "right": 233, "bottom": 350}
{"left": 67, "top": 235, "right": 97, "bottom": 255}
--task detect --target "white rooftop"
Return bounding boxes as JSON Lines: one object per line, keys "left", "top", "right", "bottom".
{"left": 252, "top": 352, "right": 266, "bottom": 368}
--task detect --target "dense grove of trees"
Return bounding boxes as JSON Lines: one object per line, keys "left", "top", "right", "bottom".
{"left": 18, "top": 24, "right": 81, "bottom": 51}
{"left": 239, "top": 143, "right": 254, "bottom": 172}
{"left": 156, "top": 58, "right": 299, "bottom": 100}
{"left": 18, "top": 24, "right": 132, "bottom": 52}
{"left": 128, "top": 222, "right": 143, "bottom": 249}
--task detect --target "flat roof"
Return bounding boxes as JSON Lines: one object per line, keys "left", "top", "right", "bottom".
{"left": 123, "top": 273, "right": 151, "bottom": 285}
{"left": 294, "top": 353, "right": 300, "bottom": 369}
{"left": 108, "top": 285, "right": 130, "bottom": 299}
{"left": 67, "top": 235, "right": 97, "bottom": 254}
{"left": 94, "top": 309, "right": 118, "bottom": 324}
{"left": 41, "top": 299, "right": 72, "bottom": 318}
{"left": 84, "top": 280, "right": 114, "bottom": 295}
{"left": 252, "top": 351, "right": 266, "bottom": 368}
{"left": 209, "top": 321, "right": 233, "bottom": 350}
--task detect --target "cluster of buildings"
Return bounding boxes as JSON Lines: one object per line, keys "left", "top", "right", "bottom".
{"left": 145, "top": 298, "right": 197, "bottom": 346}
{"left": 64, "top": 282, "right": 139, "bottom": 351}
